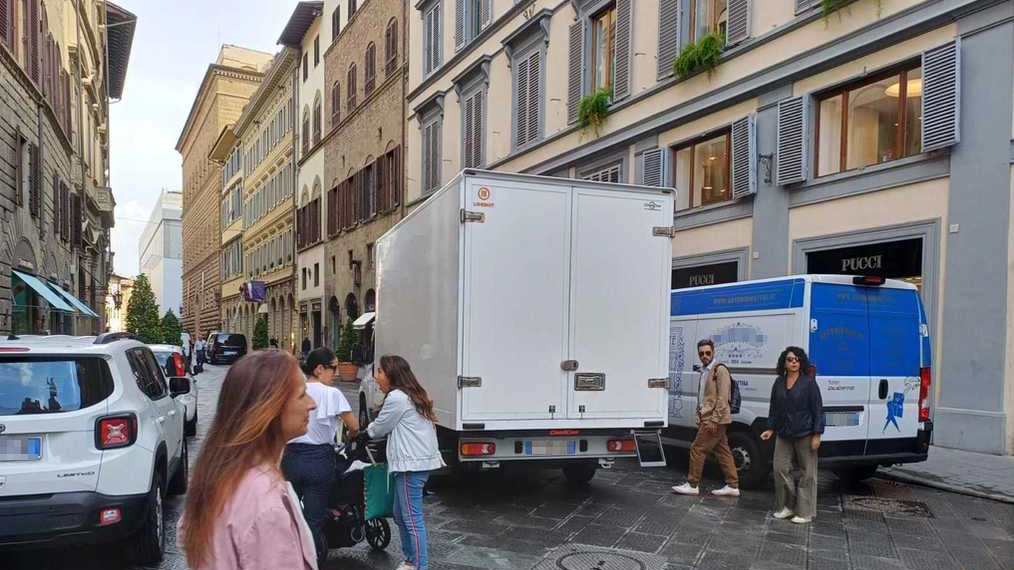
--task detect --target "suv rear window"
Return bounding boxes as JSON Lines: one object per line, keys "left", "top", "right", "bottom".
{"left": 0, "top": 357, "right": 114, "bottom": 415}
{"left": 219, "top": 334, "right": 246, "bottom": 347}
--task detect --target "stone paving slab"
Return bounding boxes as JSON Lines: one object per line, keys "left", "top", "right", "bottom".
{"left": 882, "top": 445, "right": 1014, "bottom": 504}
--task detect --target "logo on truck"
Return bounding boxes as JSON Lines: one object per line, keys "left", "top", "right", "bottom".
{"left": 474, "top": 187, "right": 495, "bottom": 208}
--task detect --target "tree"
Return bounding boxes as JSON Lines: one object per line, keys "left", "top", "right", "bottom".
{"left": 335, "top": 318, "right": 359, "bottom": 362}
{"left": 160, "top": 310, "right": 182, "bottom": 346}
{"left": 252, "top": 314, "right": 269, "bottom": 350}
{"left": 125, "top": 274, "right": 162, "bottom": 344}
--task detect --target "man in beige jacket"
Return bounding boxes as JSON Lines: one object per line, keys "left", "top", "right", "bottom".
{"left": 672, "top": 339, "right": 740, "bottom": 497}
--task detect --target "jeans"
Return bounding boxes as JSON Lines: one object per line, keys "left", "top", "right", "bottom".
{"left": 392, "top": 471, "right": 430, "bottom": 570}
{"left": 773, "top": 435, "right": 818, "bottom": 519}
{"left": 281, "top": 443, "right": 336, "bottom": 556}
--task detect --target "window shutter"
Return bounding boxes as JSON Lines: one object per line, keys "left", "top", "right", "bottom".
{"left": 332, "top": 83, "right": 341, "bottom": 125}
{"left": 332, "top": 6, "right": 340, "bottom": 41}
{"left": 455, "top": 0, "right": 464, "bottom": 50}
{"left": 61, "top": 182, "right": 69, "bottom": 240}
{"left": 52, "top": 173, "right": 60, "bottom": 236}
{"left": 433, "top": 5, "right": 441, "bottom": 68}
{"left": 30, "top": 143, "right": 41, "bottom": 218}
{"left": 423, "top": 11, "right": 432, "bottom": 74}
{"left": 776, "top": 96, "right": 808, "bottom": 185}
{"left": 393, "top": 145, "right": 402, "bottom": 205}
{"left": 41, "top": 34, "right": 49, "bottom": 98}
{"left": 527, "top": 52, "right": 541, "bottom": 144}
{"left": 657, "top": 0, "right": 680, "bottom": 80}
{"left": 472, "top": 90, "right": 483, "bottom": 168}
{"left": 612, "top": 0, "right": 632, "bottom": 101}
{"left": 639, "top": 148, "right": 668, "bottom": 186}
{"left": 480, "top": 0, "right": 491, "bottom": 29}
{"left": 71, "top": 192, "right": 81, "bottom": 248}
{"left": 1, "top": 0, "right": 10, "bottom": 49}
{"left": 567, "top": 21, "right": 583, "bottom": 125}
{"left": 730, "top": 115, "right": 757, "bottom": 199}
{"left": 922, "top": 39, "right": 960, "bottom": 152}
{"left": 795, "top": 0, "right": 820, "bottom": 13}
{"left": 515, "top": 55, "right": 530, "bottom": 147}
{"left": 463, "top": 93, "right": 475, "bottom": 168}
{"left": 29, "top": 0, "right": 39, "bottom": 82}
{"left": 725, "top": 0, "right": 751, "bottom": 47}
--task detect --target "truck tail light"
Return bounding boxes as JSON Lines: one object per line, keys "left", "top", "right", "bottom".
{"left": 96, "top": 415, "right": 137, "bottom": 450}
{"left": 460, "top": 442, "right": 496, "bottom": 457}
{"left": 171, "top": 352, "right": 186, "bottom": 376}
{"left": 607, "top": 439, "right": 636, "bottom": 453}
{"left": 853, "top": 275, "right": 886, "bottom": 286}
{"left": 918, "top": 367, "right": 931, "bottom": 422}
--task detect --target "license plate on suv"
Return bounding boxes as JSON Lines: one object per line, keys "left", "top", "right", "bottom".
{"left": 0, "top": 437, "right": 42, "bottom": 461}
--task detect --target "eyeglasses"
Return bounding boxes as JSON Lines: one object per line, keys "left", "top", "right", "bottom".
{"left": 698, "top": 351, "right": 713, "bottom": 357}
{"left": 785, "top": 356, "right": 799, "bottom": 363}
{"left": 327, "top": 363, "right": 339, "bottom": 371}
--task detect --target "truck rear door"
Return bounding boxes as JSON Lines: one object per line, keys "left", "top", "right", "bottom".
{"left": 567, "top": 187, "right": 671, "bottom": 421}
{"left": 460, "top": 179, "right": 571, "bottom": 421}
{"left": 865, "top": 286, "right": 922, "bottom": 447}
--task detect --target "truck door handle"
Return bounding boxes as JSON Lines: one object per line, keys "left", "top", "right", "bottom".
{"left": 878, "top": 379, "right": 888, "bottom": 400}
{"left": 561, "top": 360, "right": 579, "bottom": 371}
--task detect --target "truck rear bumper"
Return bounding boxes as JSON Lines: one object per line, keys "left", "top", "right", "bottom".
{"left": 453, "top": 431, "right": 643, "bottom": 462}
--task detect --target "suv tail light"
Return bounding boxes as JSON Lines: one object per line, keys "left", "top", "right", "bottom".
{"left": 460, "top": 442, "right": 495, "bottom": 457}
{"left": 171, "top": 352, "right": 186, "bottom": 376}
{"left": 96, "top": 415, "right": 137, "bottom": 450}
{"left": 918, "top": 367, "right": 931, "bottom": 422}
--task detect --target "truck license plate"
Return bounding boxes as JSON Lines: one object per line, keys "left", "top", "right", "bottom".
{"left": 524, "top": 440, "right": 576, "bottom": 456}
{"left": 0, "top": 437, "right": 42, "bottom": 461}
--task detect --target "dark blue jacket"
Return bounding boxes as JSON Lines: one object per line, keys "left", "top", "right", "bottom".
{"left": 768, "top": 374, "right": 825, "bottom": 439}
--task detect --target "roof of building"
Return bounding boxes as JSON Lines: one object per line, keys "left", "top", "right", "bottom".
{"left": 234, "top": 48, "right": 299, "bottom": 136}
{"left": 104, "top": 2, "right": 137, "bottom": 100}
{"left": 278, "top": 2, "right": 323, "bottom": 48}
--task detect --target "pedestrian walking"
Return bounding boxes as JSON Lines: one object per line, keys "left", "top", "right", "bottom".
{"left": 178, "top": 350, "right": 319, "bottom": 570}
{"left": 194, "top": 336, "right": 206, "bottom": 373}
{"left": 281, "top": 347, "right": 360, "bottom": 562}
{"left": 361, "top": 355, "right": 445, "bottom": 570}
{"left": 672, "top": 339, "right": 740, "bottom": 497}
{"left": 301, "top": 337, "right": 312, "bottom": 361}
{"left": 181, "top": 333, "right": 192, "bottom": 374}
{"left": 761, "top": 346, "right": 824, "bottom": 524}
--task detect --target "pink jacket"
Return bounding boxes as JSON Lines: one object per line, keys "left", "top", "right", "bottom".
{"left": 179, "top": 465, "right": 317, "bottom": 570}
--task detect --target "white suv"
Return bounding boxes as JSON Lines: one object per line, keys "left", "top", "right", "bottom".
{"left": 0, "top": 332, "right": 189, "bottom": 564}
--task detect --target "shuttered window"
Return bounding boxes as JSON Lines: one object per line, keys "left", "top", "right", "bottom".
{"left": 312, "top": 97, "right": 322, "bottom": 145}
{"left": 674, "top": 129, "right": 731, "bottom": 207}
{"left": 52, "top": 172, "right": 60, "bottom": 236}
{"left": 423, "top": 3, "right": 441, "bottom": 76}
{"left": 348, "top": 0, "right": 357, "bottom": 17}
{"left": 730, "top": 115, "right": 756, "bottom": 199}
{"left": 331, "top": 82, "right": 341, "bottom": 126}
{"left": 71, "top": 192, "right": 81, "bottom": 248}
{"left": 1, "top": 0, "right": 11, "bottom": 51}
{"left": 581, "top": 162, "right": 621, "bottom": 183}
{"left": 28, "top": 142, "right": 40, "bottom": 218}
{"left": 513, "top": 47, "right": 542, "bottom": 149}
{"left": 795, "top": 0, "right": 821, "bottom": 13}
{"left": 385, "top": 19, "right": 398, "bottom": 77}
{"left": 347, "top": 65, "right": 357, "bottom": 112}
{"left": 776, "top": 96, "right": 808, "bottom": 186}
{"left": 922, "top": 39, "right": 960, "bottom": 152}
{"left": 365, "top": 42, "right": 376, "bottom": 95}
{"left": 422, "top": 118, "right": 442, "bottom": 193}
{"left": 29, "top": 0, "right": 38, "bottom": 83}
{"left": 612, "top": 0, "right": 631, "bottom": 100}
{"left": 461, "top": 89, "right": 484, "bottom": 169}
{"left": 332, "top": 6, "right": 340, "bottom": 40}
{"left": 657, "top": 0, "right": 679, "bottom": 80}
{"left": 639, "top": 148, "right": 668, "bottom": 187}
{"left": 301, "top": 110, "right": 310, "bottom": 156}
{"left": 456, "top": 0, "right": 490, "bottom": 50}
{"left": 725, "top": 0, "right": 750, "bottom": 47}
{"left": 567, "top": 21, "right": 583, "bottom": 124}
{"left": 60, "top": 181, "right": 69, "bottom": 241}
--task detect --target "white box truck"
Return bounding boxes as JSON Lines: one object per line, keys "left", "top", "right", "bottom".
{"left": 359, "top": 170, "right": 674, "bottom": 484}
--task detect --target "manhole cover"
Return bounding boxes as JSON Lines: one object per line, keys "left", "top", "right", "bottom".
{"left": 846, "top": 497, "right": 934, "bottom": 518}
{"left": 556, "top": 552, "right": 647, "bottom": 570}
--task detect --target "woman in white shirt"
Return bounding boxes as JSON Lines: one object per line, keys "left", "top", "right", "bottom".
{"left": 281, "top": 347, "right": 359, "bottom": 563}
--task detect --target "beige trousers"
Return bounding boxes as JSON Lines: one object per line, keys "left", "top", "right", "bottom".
{"left": 773, "top": 435, "right": 818, "bottom": 519}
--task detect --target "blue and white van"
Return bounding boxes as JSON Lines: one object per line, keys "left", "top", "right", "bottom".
{"left": 663, "top": 275, "right": 933, "bottom": 487}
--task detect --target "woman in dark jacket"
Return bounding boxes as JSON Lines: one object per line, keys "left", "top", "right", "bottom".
{"left": 761, "top": 346, "right": 824, "bottom": 524}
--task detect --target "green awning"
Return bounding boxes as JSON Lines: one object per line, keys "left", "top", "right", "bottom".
{"left": 12, "top": 270, "right": 75, "bottom": 312}
{"left": 46, "top": 281, "right": 101, "bottom": 318}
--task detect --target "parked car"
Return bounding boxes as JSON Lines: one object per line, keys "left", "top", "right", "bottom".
{"left": 149, "top": 344, "right": 199, "bottom": 437}
{"left": 0, "top": 332, "right": 190, "bottom": 565}
{"left": 207, "top": 332, "right": 247, "bottom": 364}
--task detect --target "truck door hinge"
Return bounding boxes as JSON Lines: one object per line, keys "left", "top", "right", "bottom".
{"left": 648, "top": 378, "right": 671, "bottom": 389}
{"left": 560, "top": 360, "right": 579, "bottom": 371}
{"left": 460, "top": 209, "right": 485, "bottom": 223}
{"left": 653, "top": 226, "right": 676, "bottom": 238}
{"left": 457, "top": 376, "right": 482, "bottom": 388}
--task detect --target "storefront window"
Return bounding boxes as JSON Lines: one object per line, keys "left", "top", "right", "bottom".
{"left": 674, "top": 130, "right": 730, "bottom": 209}
{"left": 673, "top": 260, "right": 738, "bottom": 289}
{"left": 805, "top": 238, "right": 923, "bottom": 293}
{"left": 817, "top": 64, "right": 923, "bottom": 177}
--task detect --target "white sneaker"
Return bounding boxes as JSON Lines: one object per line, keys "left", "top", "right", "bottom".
{"left": 671, "top": 482, "right": 700, "bottom": 495}
{"left": 773, "top": 508, "right": 794, "bottom": 519}
{"left": 790, "top": 516, "right": 812, "bottom": 524}
{"left": 711, "top": 485, "right": 741, "bottom": 497}
{"left": 394, "top": 563, "right": 415, "bottom": 570}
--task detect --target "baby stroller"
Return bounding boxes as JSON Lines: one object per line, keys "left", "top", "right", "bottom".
{"left": 321, "top": 435, "right": 392, "bottom": 557}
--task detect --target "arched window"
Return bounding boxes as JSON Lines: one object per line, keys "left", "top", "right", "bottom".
{"left": 364, "top": 42, "right": 376, "bottom": 95}
{"left": 345, "top": 293, "right": 359, "bottom": 320}
{"left": 331, "top": 81, "right": 341, "bottom": 126}
{"left": 347, "top": 64, "right": 357, "bottom": 111}
{"left": 364, "top": 289, "right": 376, "bottom": 312}
{"left": 313, "top": 93, "right": 322, "bottom": 145}
{"left": 385, "top": 19, "right": 398, "bottom": 77}
{"left": 301, "top": 106, "right": 310, "bottom": 155}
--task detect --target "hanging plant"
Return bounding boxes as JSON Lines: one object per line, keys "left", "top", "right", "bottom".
{"left": 578, "top": 88, "right": 612, "bottom": 136}
{"left": 673, "top": 32, "right": 725, "bottom": 80}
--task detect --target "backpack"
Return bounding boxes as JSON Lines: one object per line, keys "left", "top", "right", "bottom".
{"left": 713, "top": 364, "right": 742, "bottom": 415}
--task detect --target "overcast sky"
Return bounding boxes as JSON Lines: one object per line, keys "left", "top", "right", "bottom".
{"left": 108, "top": 0, "right": 301, "bottom": 278}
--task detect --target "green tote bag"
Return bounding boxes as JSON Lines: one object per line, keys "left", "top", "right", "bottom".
{"left": 363, "top": 462, "right": 394, "bottom": 520}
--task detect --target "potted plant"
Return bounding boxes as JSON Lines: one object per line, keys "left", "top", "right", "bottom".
{"left": 335, "top": 318, "right": 360, "bottom": 380}
{"left": 673, "top": 32, "right": 724, "bottom": 80}
{"left": 578, "top": 88, "right": 612, "bottom": 136}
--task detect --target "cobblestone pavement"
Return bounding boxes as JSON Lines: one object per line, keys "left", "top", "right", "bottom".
{"left": 882, "top": 445, "right": 1014, "bottom": 504}
{"left": 4, "top": 365, "right": 1013, "bottom": 570}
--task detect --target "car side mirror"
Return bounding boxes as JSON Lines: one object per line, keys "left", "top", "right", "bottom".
{"left": 170, "top": 377, "right": 191, "bottom": 397}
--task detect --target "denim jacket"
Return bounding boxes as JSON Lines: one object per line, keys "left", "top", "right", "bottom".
{"left": 367, "top": 389, "right": 445, "bottom": 473}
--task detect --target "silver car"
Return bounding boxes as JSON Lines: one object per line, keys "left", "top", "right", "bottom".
{"left": 149, "top": 344, "right": 198, "bottom": 437}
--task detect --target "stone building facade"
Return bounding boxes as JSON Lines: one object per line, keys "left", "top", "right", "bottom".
{"left": 0, "top": 0, "right": 134, "bottom": 335}
{"left": 177, "top": 45, "right": 271, "bottom": 339}
{"left": 320, "top": 0, "right": 406, "bottom": 349}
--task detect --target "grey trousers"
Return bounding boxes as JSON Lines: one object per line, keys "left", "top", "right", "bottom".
{"left": 773, "top": 436, "right": 818, "bottom": 519}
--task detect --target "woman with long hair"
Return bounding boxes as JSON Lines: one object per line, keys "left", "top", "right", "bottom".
{"left": 761, "top": 346, "right": 824, "bottom": 524}
{"left": 179, "top": 350, "right": 318, "bottom": 570}
{"left": 364, "top": 355, "right": 444, "bottom": 570}
{"left": 281, "top": 347, "right": 359, "bottom": 560}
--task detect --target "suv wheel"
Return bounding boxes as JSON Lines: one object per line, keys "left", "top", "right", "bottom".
{"left": 130, "top": 470, "right": 165, "bottom": 565}
{"left": 168, "top": 440, "right": 189, "bottom": 496}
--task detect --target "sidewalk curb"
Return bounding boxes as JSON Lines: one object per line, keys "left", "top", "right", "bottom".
{"left": 879, "top": 470, "right": 1014, "bottom": 505}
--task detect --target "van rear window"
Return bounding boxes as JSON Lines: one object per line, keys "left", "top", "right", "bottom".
{"left": 0, "top": 357, "right": 114, "bottom": 415}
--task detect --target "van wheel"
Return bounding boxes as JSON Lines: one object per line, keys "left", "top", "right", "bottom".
{"left": 129, "top": 471, "right": 165, "bottom": 565}
{"left": 563, "top": 462, "right": 598, "bottom": 486}
{"left": 728, "top": 431, "right": 767, "bottom": 489}
{"left": 168, "top": 439, "right": 189, "bottom": 496}
{"left": 835, "top": 465, "right": 879, "bottom": 484}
